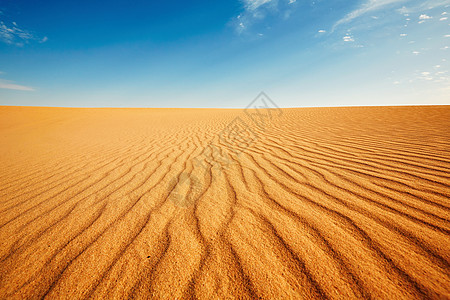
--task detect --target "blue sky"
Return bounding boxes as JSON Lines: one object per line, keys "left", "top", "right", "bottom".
{"left": 0, "top": 0, "right": 449, "bottom": 108}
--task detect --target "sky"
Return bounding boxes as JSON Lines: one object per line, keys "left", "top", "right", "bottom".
{"left": 0, "top": 0, "right": 449, "bottom": 108}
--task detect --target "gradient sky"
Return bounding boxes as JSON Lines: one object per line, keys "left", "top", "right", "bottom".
{"left": 0, "top": 0, "right": 449, "bottom": 108}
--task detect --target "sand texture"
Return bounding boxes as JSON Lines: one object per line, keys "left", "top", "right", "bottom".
{"left": 0, "top": 105, "right": 449, "bottom": 299}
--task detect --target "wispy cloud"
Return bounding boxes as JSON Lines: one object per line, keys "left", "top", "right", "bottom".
{"left": 0, "top": 79, "right": 35, "bottom": 91}
{"left": 234, "top": 0, "right": 277, "bottom": 33}
{"left": 0, "top": 19, "right": 47, "bottom": 46}
{"left": 398, "top": 0, "right": 450, "bottom": 14}
{"left": 233, "top": 0, "right": 300, "bottom": 34}
{"left": 333, "top": 0, "right": 407, "bottom": 30}
{"left": 334, "top": 0, "right": 450, "bottom": 31}
{"left": 244, "top": 0, "right": 274, "bottom": 11}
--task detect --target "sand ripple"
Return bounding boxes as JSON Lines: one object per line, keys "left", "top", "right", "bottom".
{"left": 0, "top": 106, "right": 449, "bottom": 299}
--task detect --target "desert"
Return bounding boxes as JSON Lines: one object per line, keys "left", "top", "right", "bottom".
{"left": 0, "top": 105, "right": 449, "bottom": 299}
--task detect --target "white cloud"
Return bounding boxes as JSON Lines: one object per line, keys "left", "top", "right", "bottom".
{"left": 233, "top": 0, "right": 291, "bottom": 34}
{"left": 440, "top": 17, "right": 448, "bottom": 20}
{"left": 244, "top": 0, "right": 274, "bottom": 11}
{"left": 399, "top": 0, "right": 450, "bottom": 14}
{"left": 0, "top": 79, "right": 34, "bottom": 91}
{"left": 318, "top": 29, "right": 326, "bottom": 33}
{"left": 333, "top": 0, "right": 407, "bottom": 30}
{"left": 412, "top": 51, "right": 420, "bottom": 54}
{"left": 419, "top": 14, "right": 432, "bottom": 19}
{"left": 233, "top": 1, "right": 270, "bottom": 33}
{"left": 419, "top": 71, "right": 434, "bottom": 81}
{"left": 40, "top": 36, "right": 48, "bottom": 43}
{"left": 399, "top": 67, "right": 450, "bottom": 90}
{"left": 0, "top": 20, "right": 39, "bottom": 46}
{"left": 400, "top": 33, "right": 407, "bottom": 36}
{"left": 443, "top": 12, "right": 448, "bottom": 15}
{"left": 343, "top": 35, "right": 355, "bottom": 42}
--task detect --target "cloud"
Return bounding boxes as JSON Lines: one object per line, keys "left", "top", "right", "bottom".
{"left": 398, "top": 0, "right": 450, "bottom": 14}
{"left": 318, "top": 29, "right": 326, "bottom": 33}
{"left": 417, "top": 69, "right": 450, "bottom": 83}
{"left": 0, "top": 21, "right": 37, "bottom": 46}
{"left": 243, "top": 0, "right": 274, "bottom": 11}
{"left": 343, "top": 35, "right": 355, "bottom": 42}
{"left": 334, "top": 0, "right": 450, "bottom": 31}
{"left": 333, "top": 0, "right": 407, "bottom": 30}
{"left": 233, "top": 0, "right": 302, "bottom": 34}
{"left": 230, "top": 0, "right": 297, "bottom": 36}
{"left": 231, "top": 0, "right": 278, "bottom": 34}
{"left": 0, "top": 13, "right": 47, "bottom": 46}
{"left": 419, "top": 14, "right": 432, "bottom": 19}
{"left": 0, "top": 79, "right": 35, "bottom": 91}
{"left": 440, "top": 17, "right": 448, "bottom": 20}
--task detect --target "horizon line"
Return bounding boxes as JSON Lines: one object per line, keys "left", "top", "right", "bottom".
{"left": 1, "top": 104, "right": 449, "bottom": 110}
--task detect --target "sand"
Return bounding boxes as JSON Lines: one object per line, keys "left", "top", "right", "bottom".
{"left": 0, "top": 105, "right": 449, "bottom": 299}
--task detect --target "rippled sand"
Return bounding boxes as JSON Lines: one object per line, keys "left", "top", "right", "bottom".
{"left": 0, "top": 106, "right": 449, "bottom": 299}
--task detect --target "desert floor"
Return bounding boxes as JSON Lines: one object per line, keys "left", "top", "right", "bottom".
{"left": 0, "top": 106, "right": 449, "bottom": 299}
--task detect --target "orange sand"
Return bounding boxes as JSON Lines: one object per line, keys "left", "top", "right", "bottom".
{"left": 0, "top": 106, "right": 449, "bottom": 299}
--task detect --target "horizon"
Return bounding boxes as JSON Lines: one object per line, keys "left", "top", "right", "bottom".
{"left": 1, "top": 0, "right": 450, "bottom": 107}
{"left": 1, "top": 103, "right": 449, "bottom": 109}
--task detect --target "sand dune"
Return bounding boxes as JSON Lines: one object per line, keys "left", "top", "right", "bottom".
{"left": 0, "top": 105, "right": 449, "bottom": 299}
